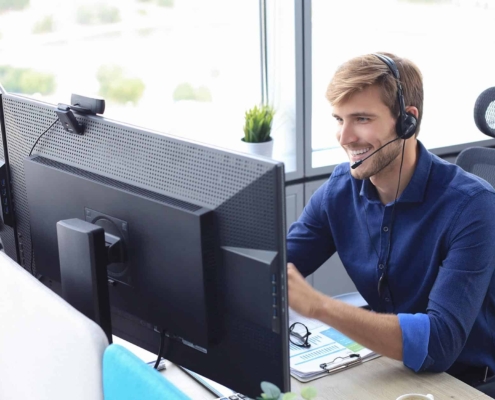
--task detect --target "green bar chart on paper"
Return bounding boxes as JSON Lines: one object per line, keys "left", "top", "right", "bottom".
{"left": 320, "top": 328, "right": 365, "bottom": 353}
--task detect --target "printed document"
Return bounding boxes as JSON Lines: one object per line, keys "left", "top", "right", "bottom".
{"left": 289, "top": 309, "right": 380, "bottom": 382}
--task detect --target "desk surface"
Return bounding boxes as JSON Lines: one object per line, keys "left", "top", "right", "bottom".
{"left": 113, "top": 337, "right": 490, "bottom": 400}
{"left": 166, "top": 357, "right": 492, "bottom": 400}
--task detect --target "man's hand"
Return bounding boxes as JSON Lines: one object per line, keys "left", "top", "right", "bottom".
{"left": 287, "top": 263, "right": 403, "bottom": 361}
{"left": 287, "top": 263, "right": 325, "bottom": 319}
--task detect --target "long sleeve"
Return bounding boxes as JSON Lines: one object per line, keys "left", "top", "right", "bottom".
{"left": 399, "top": 190, "right": 495, "bottom": 372}
{"left": 286, "top": 182, "right": 336, "bottom": 277}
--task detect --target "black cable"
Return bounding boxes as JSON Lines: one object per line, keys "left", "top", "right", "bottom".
{"left": 386, "top": 139, "right": 407, "bottom": 263}
{"left": 154, "top": 329, "right": 167, "bottom": 369}
{"left": 29, "top": 231, "right": 36, "bottom": 276}
{"left": 27, "top": 117, "right": 59, "bottom": 275}
{"left": 28, "top": 117, "right": 59, "bottom": 157}
{"left": 379, "top": 139, "right": 407, "bottom": 299}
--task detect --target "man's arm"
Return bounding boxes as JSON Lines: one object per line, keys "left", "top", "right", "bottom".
{"left": 287, "top": 263, "right": 403, "bottom": 360}
{"left": 287, "top": 181, "right": 336, "bottom": 277}
{"left": 289, "top": 190, "right": 495, "bottom": 373}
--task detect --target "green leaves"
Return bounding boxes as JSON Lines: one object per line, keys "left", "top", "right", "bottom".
{"left": 0, "top": 65, "right": 56, "bottom": 95}
{"left": 258, "top": 381, "right": 317, "bottom": 400}
{"left": 173, "top": 82, "right": 212, "bottom": 102}
{"left": 0, "top": 0, "right": 29, "bottom": 13}
{"left": 96, "top": 65, "right": 145, "bottom": 105}
{"left": 301, "top": 387, "right": 318, "bottom": 400}
{"left": 243, "top": 104, "right": 275, "bottom": 143}
{"left": 260, "top": 381, "right": 281, "bottom": 399}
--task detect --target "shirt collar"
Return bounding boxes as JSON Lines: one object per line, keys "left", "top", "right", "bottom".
{"left": 359, "top": 140, "right": 432, "bottom": 204}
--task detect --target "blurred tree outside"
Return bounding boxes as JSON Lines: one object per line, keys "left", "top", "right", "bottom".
{"left": 0, "top": 0, "right": 29, "bottom": 13}
{"left": 97, "top": 65, "right": 145, "bottom": 105}
{"left": 0, "top": 65, "right": 56, "bottom": 95}
{"left": 173, "top": 82, "right": 212, "bottom": 102}
{"left": 136, "top": 0, "right": 174, "bottom": 6}
{"left": 76, "top": 4, "right": 121, "bottom": 25}
{"left": 156, "top": 0, "right": 174, "bottom": 7}
{"left": 173, "top": 83, "right": 195, "bottom": 101}
{"left": 32, "top": 15, "right": 54, "bottom": 34}
{"left": 195, "top": 86, "right": 212, "bottom": 102}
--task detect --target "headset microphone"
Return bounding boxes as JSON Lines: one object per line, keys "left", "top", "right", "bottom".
{"left": 351, "top": 136, "right": 401, "bottom": 169}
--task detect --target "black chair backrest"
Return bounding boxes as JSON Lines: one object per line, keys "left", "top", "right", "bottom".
{"left": 455, "top": 88, "right": 495, "bottom": 189}
{"left": 456, "top": 147, "right": 495, "bottom": 189}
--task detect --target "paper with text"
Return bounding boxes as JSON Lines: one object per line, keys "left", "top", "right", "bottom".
{"left": 289, "top": 309, "right": 380, "bottom": 381}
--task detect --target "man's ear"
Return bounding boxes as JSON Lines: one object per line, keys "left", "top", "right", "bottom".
{"left": 405, "top": 106, "right": 419, "bottom": 119}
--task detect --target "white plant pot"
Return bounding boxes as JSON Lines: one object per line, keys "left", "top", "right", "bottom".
{"left": 240, "top": 138, "right": 274, "bottom": 158}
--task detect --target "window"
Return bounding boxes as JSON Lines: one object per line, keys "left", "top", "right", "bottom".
{"left": 0, "top": 0, "right": 261, "bottom": 151}
{"left": 310, "top": 0, "right": 495, "bottom": 171}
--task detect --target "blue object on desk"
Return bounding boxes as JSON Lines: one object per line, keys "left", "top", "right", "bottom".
{"left": 103, "top": 344, "right": 191, "bottom": 400}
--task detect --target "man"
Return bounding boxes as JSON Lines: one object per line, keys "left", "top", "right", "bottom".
{"left": 286, "top": 52, "right": 495, "bottom": 386}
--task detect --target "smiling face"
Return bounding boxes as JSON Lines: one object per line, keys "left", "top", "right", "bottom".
{"left": 332, "top": 85, "right": 402, "bottom": 180}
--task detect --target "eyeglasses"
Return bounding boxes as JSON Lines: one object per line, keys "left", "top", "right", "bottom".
{"left": 289, "top": 322, "right": 311, "bottom": 348}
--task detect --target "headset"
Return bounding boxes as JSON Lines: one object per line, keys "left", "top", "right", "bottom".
{"left": 358, "top": 54, "right": 419, "bottom": 303}
{"left": 373, "top": 53, "right": 417, "bottom": 140}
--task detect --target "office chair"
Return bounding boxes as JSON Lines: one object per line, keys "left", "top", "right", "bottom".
{"left": 454, "top": 87, "right": 495, "bottom": 398}
{"left": 474, "top": 87, "right": 495, "bottom": 139}
{"left": 455, "top": 146, "right": 495, "bottom": 189}
{"left": 456, "top": 87, "right": 495, "bottom": 189}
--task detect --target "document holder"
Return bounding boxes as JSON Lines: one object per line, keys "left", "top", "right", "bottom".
{"left": 319, "top": 354, "right": 362, "bottom": 375}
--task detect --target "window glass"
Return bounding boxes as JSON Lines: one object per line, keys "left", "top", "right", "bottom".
{"left": 311, "top": 0, "right": 495, "bottom": 168}
{"left": 0, "top": 0, "right": 261, "bottom": 151}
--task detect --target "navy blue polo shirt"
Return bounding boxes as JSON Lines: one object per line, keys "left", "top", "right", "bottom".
{"left": 287, "top": 141, "right": 495, "bottom": 374}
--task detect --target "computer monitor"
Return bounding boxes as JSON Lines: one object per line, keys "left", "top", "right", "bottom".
{"left": 0, "top": 86, "right": 290, "bottom": 397}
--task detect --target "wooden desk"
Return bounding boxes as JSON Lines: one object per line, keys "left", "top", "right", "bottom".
{"left": 114, "top": 338, "right": 490, "bottom": 400}
{"left": 167, "top": 357, "right": 492, "bottom": 400}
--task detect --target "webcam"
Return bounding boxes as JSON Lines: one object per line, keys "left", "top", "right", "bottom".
{"left": 55, "top": 94, "right": 106, "bottom": 136}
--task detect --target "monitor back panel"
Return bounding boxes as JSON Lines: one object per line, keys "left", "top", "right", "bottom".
{"left": 0, "top": 92, "right": 290, "bottom": 396}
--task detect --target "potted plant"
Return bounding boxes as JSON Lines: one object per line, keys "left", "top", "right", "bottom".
{"left": 257, "top": 381, "right": 317, "bottom": 400}
{"left": 241, "top": 104, "right": 275, "bottom": 158}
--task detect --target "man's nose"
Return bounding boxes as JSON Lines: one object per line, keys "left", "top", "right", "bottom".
{"left": 338, "top": 122, "right": 358, "bottom": 146}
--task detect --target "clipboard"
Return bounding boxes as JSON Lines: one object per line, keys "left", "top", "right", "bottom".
{"left": 319, "top": 353, "right": 362, "bottom": 374}
{"left": 291, "top": 354, "right": 365, "bottom": 383}
{"left": 288, "top": 309, "right": 379, "bottom": 383}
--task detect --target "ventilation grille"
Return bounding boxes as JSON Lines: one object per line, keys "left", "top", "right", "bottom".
{"left": 1, "top": 94, "right": 282, "bottom": 272}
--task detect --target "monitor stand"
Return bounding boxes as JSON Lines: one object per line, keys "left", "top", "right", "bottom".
{"left": 56, "top": 218, "right": 115, "bottom": 343}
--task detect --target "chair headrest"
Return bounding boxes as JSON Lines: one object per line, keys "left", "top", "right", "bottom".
{"left": 474, "top": 87, "right": 495, "bottom": 138}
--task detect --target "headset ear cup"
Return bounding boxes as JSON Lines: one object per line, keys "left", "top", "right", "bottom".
{"left": 398, "top": 113, "right": 417, "bottom": 139}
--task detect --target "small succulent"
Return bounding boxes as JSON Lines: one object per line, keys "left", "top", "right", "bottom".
{"left": 256, "top": 381, "right": 317, "bottom": 400}
{"left": 243, "top": 104, "right": 275, "bottom": 143}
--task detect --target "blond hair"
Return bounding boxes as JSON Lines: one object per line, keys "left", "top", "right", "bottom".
{"left": 326, "top": 53, "right": 424, "bottom": 136}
